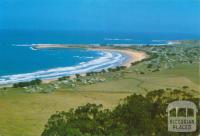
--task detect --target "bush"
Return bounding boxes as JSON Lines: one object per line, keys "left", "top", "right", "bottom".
{"left": 13, "top": 79, "right": 42, "bottom": 88}
{"left": 42, "top": 88, "right": 199, "bottom": 136}
{"left": 58, "top": 76, "right": 70, "bottom": 81}
{"left": 140, "top": 72, "right": 144, "bottom": 74}
{"left": 75, "top": 74, "right": 81, "bottom": 78}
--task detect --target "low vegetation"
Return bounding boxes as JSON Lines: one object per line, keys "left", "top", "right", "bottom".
{"left": 129, "top": 41, "right": 200, "bottom": 73}
{"left": 0, "top": 41, "right": 199, "bottom": 136}
{"left": 13, "top": 79, "right": 42, "bottom": 88}
{"left": 42, "top": 88, "right": 199, "bottom": 136}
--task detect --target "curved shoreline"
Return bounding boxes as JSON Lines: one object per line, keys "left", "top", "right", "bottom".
{"left": 91, "top": 48, "right": 147, "bottom": 67}
{"left": 42, "top": 47, "right": 147, "bottom": 83}
{"left": 34, "top": 44, "right": 147, "bottom": 67}
{"left": 0, "top": 46, "right": 147, "bottom": 85}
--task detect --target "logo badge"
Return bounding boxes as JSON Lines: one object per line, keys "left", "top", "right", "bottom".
{"left": 167, "top": 100, "right": 198, "bottom": 132}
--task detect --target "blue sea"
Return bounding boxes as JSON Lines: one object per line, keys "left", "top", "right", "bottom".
{"left": 0, "top": 30, "right": 199, "bottom": 84}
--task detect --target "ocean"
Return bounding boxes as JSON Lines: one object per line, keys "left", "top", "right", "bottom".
{"left": 0, "top": 30, "right": 199, "bottom": 84}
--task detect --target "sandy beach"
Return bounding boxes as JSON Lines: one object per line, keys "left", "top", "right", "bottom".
{"left": 92, "top": 48, "right": 147, "bottom": 67}
{"left": 0, "top": 44, "right": 148, "bottom": 85}
{"left": 34, "top": 44, "right": 147, "bottom": 67}
{"left": 42, "top": 46, "right": 148, "bottom": 83}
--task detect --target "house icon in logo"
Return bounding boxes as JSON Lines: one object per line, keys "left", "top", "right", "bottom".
{"left": 167, "top": 100, "right": 198, "bottom": 132}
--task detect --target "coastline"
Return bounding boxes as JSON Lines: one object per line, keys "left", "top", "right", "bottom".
{"left": 42, "top": 46, "right": 147, "bottom": 83}
{"left": 0, "top": 45, "right": 148, "bottom": 85}
{"left": 33, "top": 44, "right": 147, "bottom": 67}
{"left": 91, "top": 48, "right": 147, "bottom": 67}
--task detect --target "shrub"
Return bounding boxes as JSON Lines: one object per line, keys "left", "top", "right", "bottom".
{"left": 58, "top": 76, "right": 70, "bottom": 81}
{"left": 13, "top": 79, "right": 42, "bottom": 88}
{"left": 75, "top": 74, "right": 81, "bottom": 78}
{"left": 42, "top": 88, "right": 199, "bottom": 136}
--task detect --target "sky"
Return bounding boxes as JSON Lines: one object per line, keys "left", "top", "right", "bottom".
{"left": 0, "top": 0, "right": 200, "bottom": 34}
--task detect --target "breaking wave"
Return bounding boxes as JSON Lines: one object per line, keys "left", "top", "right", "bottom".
{"left": 104, "top": 38, "right": 132, "bottom": 41}
{"left": 0, "top": 50, "right": 128, "bottom": 85}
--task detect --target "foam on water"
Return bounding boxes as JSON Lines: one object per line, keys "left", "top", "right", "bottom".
{"left": 0, "top": 50, "right": 128, "bottom": 85}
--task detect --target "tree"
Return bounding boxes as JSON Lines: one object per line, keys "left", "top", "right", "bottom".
{"left": 58, "top": 76, "right": 70, "bottom": 81}
{"left": 13, "top": 79, "right": 42, "bottom": 88}
{"left": 75, "top": 74, "right": 81, "bottom": 78}
{"left": 113, "top": 94, "right": 154, "bottom": 135}
{"left": 42, "top": 88, "right": 199, "bottom": 136}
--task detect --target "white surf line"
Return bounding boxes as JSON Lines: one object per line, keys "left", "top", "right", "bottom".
{"left": 0, "top": 50, "right": 129, "bottom": 85}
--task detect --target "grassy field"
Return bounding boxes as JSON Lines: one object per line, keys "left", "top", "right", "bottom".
{"left": 76, "top": 63, "right": 199, "bottom": 94}
{"left": 0, "top": 89, "right": 131, "bottom": 136}
{"left": 0, "top": 44, "right": 199, "bottom": 136}
{"left": 0, "top": 62, "right": 199, "bottom": 136}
